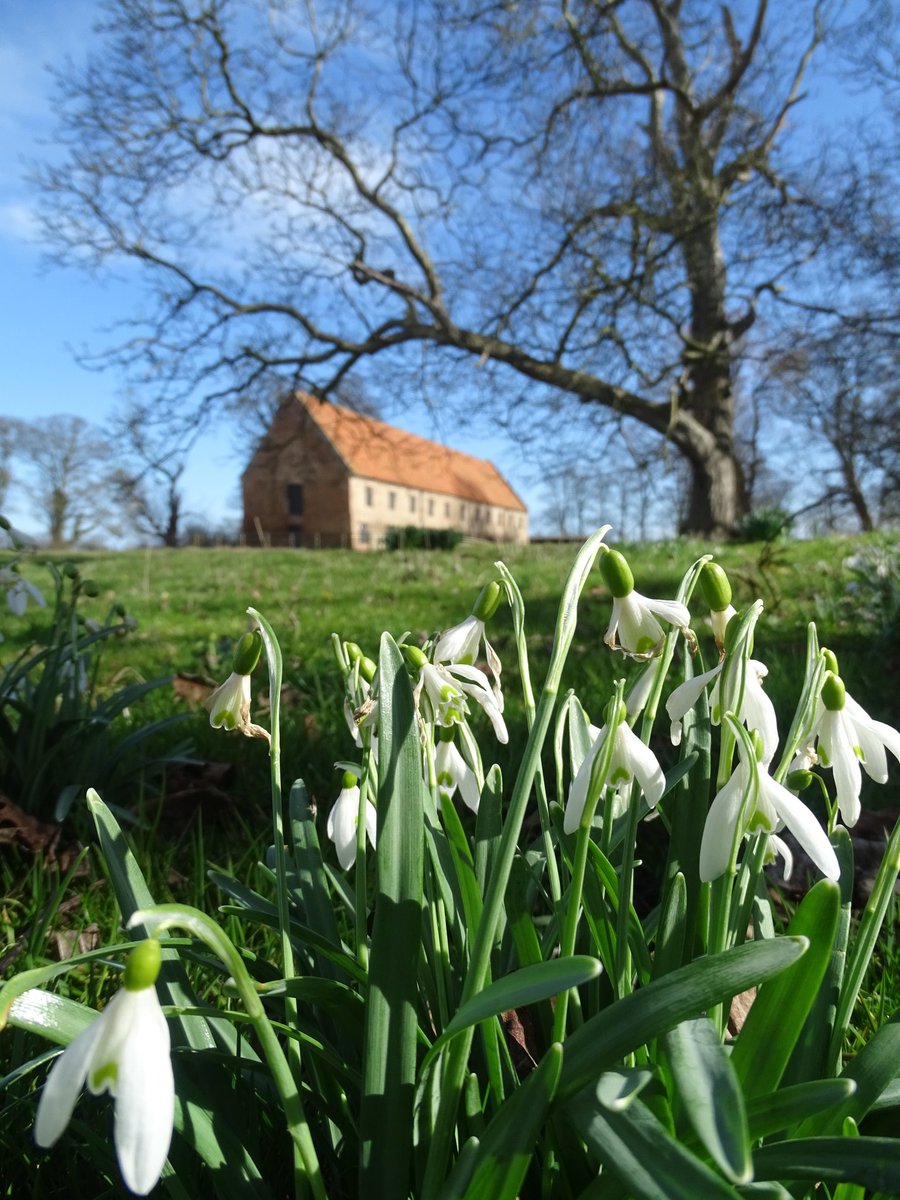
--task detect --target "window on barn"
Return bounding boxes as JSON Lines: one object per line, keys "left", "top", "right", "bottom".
{"left": 365, "top": 486, "right": 374, "bottom": 506}
{"left": 389, "top": 491, "right": 397, "bottom": 510}
{"left": 409, "top": 494, "right": 416, "bottom": 513}
{"left": 359, "top": 523, "right": 370, "bottom": 546}
{"left": 428, "top": 498, "right": 434, "bottom": 515}
{"left": 287, "top": 483, "right": 304, "bottom": 516}
{"left": 445, "top": 501, "right": 450, "bottom": 516}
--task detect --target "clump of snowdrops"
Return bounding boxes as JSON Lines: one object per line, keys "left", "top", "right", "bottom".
{"left": 4, "top": 526, "right": 900, "bottom": 1199}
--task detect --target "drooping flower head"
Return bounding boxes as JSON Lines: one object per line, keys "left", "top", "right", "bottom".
{"left": 204, "top": 629, "right": 270, "bottom": 741}
{"left": 406, "top": 644, "right": 508, "bottom": 745}
{"left": 34, "top": 938, "right": 174, "bottom": 1196}
{"left": 666, "top": 596, "right": 778, "bottom": 765}
{"left": 564, "top": 702, "right": 666, "bottom": 835}
{"left": 327, "top": 769, "right": 378, "bottom": 870}
{"left": 1, "top": 566, "right": 46, "bottom": 617}
{"left": 806, "top": 658, "right": 900, "bottom": 828}
{"left": 435, "top": 728, "right": 483, "bottom": 813}
{"left": 433, "top": 580, "right": 504, "bottom": 708}
{"left": 667, "top": 656, "right": 779, "bottom": 766}
{"left": 600, "top": 548, "right": 691, "bottom": 659}
{"left": 699, "top": 720, "right": 839, "bottom": 883}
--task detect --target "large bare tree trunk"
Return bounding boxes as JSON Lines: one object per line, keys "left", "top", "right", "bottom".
{"left": 675, "top": 423, "right": 749, "bottom": 537}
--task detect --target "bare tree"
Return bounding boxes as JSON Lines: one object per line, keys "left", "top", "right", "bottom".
{"left": 765, "top": 328, "right": 900, "bottom": 531}
{"left": 108, "top": 399, "right": 199, "bottom": 546}
{"left": 13, "top": 415, "right": 118, "bottom": 547}
{"left": 32, "top": 0, "right": 892, "bottom": 535}
{"left": 0, "top": 420, "right": 18, "bottom": 513}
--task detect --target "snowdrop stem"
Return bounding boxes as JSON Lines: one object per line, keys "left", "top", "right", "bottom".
{"left": 248, "top": 608, "right": 296, "bottom": 992}
{"left": 772, "top": 625, "right": 826, "bottom": 784}
{"left": 554, "top": 681, "right": 626, "bottom": 1038}
{"left": 614, "top": 789, "right": 640, "bottom": 999}
{"left": 250, "top": 608, "right": 313, "bottom": 1198}
{"left": 553, "top": 822, "right": 592, "bottom": 1042}
{"left": 354, "top": 755, "right": 376, "bottom": 971}
{"left": 729, "top": 830, "right": 770, "bottom": 947}
{"left": 496, "top": 560, "right": 563, "bottom": 910}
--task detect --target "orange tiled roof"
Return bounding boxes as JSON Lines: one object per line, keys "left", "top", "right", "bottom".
{"left": 298, "top": 393, "right": 527, "bottom": 512}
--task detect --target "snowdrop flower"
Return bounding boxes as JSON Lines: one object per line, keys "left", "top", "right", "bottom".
{"left": 600, "top": 549, "right": 690, "bottom": 659}
{"left": 433, "top": 581, "right": 504, "bottom": 706}
{"left": 327, "top": 770, "right": 377, "bottom": 869}
{"left": 808, "top": 671, "right": 900, "bottom": 828}
{"left": 34, "top": 938, "right": 174, "bottom": 1196}
{"left": 408, "top": 646, "right": 508, "bottom": 744}
{"left": 0, "top": 567, "right": 45, "bottom": 616}
{"left": 667, "top": 657, "right": 779, "bottom": 765}
{"left": 564, "top": 706, "right": 665, "bottom": 835}
{"left": 435, "top": 730, "right": 482, "bottom": 813}
{"left": 699, "top": 726, "right": 839, "bottom": 883}
{"left": 204, "top": 630, "right": 270, "bottom": 741}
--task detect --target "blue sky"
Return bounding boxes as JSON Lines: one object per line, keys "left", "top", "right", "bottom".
{"left": 0, "top": 0, "right": 544, "bottom": 541}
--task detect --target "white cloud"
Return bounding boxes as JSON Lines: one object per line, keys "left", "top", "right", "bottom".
{"left": 0, "top": 200, "right": 40, "bottom": 244}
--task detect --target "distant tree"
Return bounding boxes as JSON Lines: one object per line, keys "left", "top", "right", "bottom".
{"left": 109, "top": 399, "right": 199, "bottom": 546}
{"left": 13, "top": 415, "right": 117, "bottom": 547}
{"left": 33, "top": 0, "right": 896, "bottom": 536}
{"left": 766, "top": 328, "right": 900, "bottom": 532}
{"left": 0, "top": 419, "right": 18, "bottom": 512}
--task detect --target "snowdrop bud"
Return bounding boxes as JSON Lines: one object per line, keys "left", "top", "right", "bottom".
{"left": 82, "top": 579, "right": 100, "bottom": 597}
{"left": 344, "top": 641, "right": 363, "bottom": 663}
{"left": 63, "top": 563, "right": 79, "bottom": 579}
{"left": 787, "top": 769, "right": 814, "bottom": 792}
{"left": 700, "top": 562, "right": 732, "bottom": 613}
{"left": 604, "top": 697, "right": 627, "bottom": 726}
{"left": 341, "top": 768, "right": 358, "bottom": 789}
{"left": 822, "top": 648, "right": 840, "bottom": 676}
{"left": 402, "top": 643, "right": 428, "bottom": 670}
{"left": 599, "top": 549, "right": 634, "bottom": 598}
{"left": 822, "top": 673, "right": 846, "bottom": 712}
{"left": 123, "top": 938, "right": 162, "bottom": 991}
{"left": 473, "top": 581, "right": 502, "bottom": 622}
{"left": 232, "top": 630, "right": 263, "bottom": 676}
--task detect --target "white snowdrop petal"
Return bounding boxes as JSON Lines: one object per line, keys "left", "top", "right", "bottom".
{"left": 114, "top": 991, "right": 174, "bottom": 1195}
{"left": 699, "top": 768, "right": 747, "bottom": 883}
{"left": 34, "top": 1016, "right": 107, "bottom": 1147}
{"left": 618, "top": 725, "right": 665, "bottom": 807}
{"left": 767, "top": 777, "right": 840, "bottom": 881}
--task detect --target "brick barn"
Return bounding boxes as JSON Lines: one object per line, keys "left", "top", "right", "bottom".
{"left": 241, "top": 392, "right": 529, "bottom": 550}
